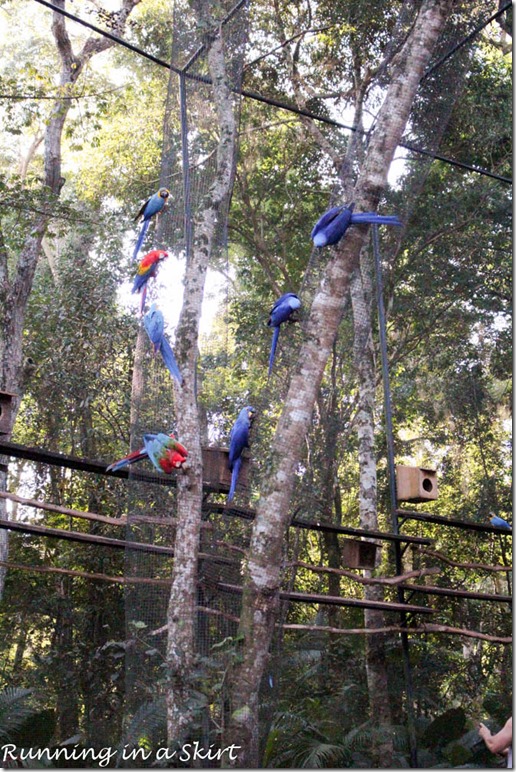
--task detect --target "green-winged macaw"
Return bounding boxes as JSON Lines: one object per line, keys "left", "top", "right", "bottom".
{"left": 106, "top": 433, "right": 188, "bottom": 474}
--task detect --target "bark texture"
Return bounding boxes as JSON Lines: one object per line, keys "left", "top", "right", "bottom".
{"left": 224, "top": 1, "right": 453, "bottom": 764}
{"left": 165, "top": 25, "right": 239, "bottom": 745}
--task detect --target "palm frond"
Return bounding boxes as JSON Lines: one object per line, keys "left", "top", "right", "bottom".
{"left": 0, "top": 688, "right": 37, "bottom": 744}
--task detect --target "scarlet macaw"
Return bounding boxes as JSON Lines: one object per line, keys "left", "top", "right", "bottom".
{"left": 143, "top": 304, "right": 182, "bottom": 385}
{"left": 311, "top": 203, "right": 402, "bottom": 248}
{"left": 132, "top": 249, "right": 169, "bottom": 314}
{"left": 227, "top": 406, "right": 255, "bottom": 502}
{"left": 133, "top": 187, "right": 170, "bottom": 260}
{"left": 267, "top": 292, "right": 301, "bottom": 377}
{"left": 106, "top": 433, "right": 188, "bottom": 474}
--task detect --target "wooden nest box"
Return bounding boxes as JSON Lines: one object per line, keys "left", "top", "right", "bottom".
{"left": 0, "top": 391, "right": 17, "bottom": 436}
{"left": 341, "top": 539, "right": 380, "bottom": 570}
{"left": 202, "top": 446, "right": 250, "bottom": 492}
{"left": 396, "top": 465, "right": 438, "bottom": 503}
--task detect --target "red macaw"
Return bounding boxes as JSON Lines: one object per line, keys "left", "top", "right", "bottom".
{"left": 106, "top": 433, "right": 188, "bottom": 474}
{"left": 132, "top": 249, "right": 169, "bottom": 314}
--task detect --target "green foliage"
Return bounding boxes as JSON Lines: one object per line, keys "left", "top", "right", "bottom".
{"left": 0, "top": 0, "right": 512, "bottom": 765}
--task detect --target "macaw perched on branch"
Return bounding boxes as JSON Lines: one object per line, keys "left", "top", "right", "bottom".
{"left": 267, "top": 292, "right": 301, "bottom": 377}
{"left": 132, "top": 249, "right": 169, "bottom": 314}
{"left": 311, "top": 203, "right": 402, "bottom": 248}
{"left": 133, "top": 187, "right": 170, "bottom": 260}
{"left": 490, "top": 515, "right": 512, "bottom": 530}
{"left": 106, "top": 432, "right": 188, "bottom": 474}
{"left": 143, "top": 303, "right": 182, "bottom": 385}
{"left": 227, "top": 406, "right": 255, "bottom": 503}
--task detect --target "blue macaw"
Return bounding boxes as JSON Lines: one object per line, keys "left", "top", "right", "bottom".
{"left": 143, "top": 303, "right": 182, "bottom": 385}
{"left": 490, "top": 515, "right": 512, "bottom": 530}
{"left": 267, "top": 292, "right": 301, "bottom": 377}
{"left": 132, "top": 249, "right": 169, "bottom": 314}
{"left": 227, "top": 406, "right": 255, "bottom": 502}
{"left": 133, "top": 187, "right": 170, "bottom": 260}
{"left": 311, "top": 203, "right": 402, "bottom": 248}
{"left": 107, "top": 432, "right": 188, "bottom": 474}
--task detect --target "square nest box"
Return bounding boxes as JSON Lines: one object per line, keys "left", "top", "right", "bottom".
{"left": 396, "top": 465, "right": 438, "bottom": 503}
{"left": 202, "top": 446, "right": 250, "bottom": 492}
{"left": 341, "top": 539, "right": 380, "bottom": 570}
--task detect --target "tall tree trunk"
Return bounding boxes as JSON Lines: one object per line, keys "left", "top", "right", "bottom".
{"left": 165, "top": 24, "right": 240, "bottom": 745}
{"left": 224, "top": 2, "right": 452, "bottom": 764}
{"left": 350, "top": 254, "right": 393, "bottom": 766}
{"left": 0, "top": 0, "right": 141, "bottom": 598}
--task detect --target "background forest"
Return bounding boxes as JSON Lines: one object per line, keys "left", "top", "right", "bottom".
{"left": 0, "top": 0, "right": 512, "bottom": 768}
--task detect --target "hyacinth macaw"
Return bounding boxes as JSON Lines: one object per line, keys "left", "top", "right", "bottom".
{"left": 227, "top": 406, "right": 255, "bottom": 502}
{"left": 106, "top": 433, "right": 188, "bottom": 474}
{"left": 311, "top": 203, "right": 402, "bottom": 248}
{"left": 490, "top": 515, "right": 512, "bottom": 530}
{"left": 267, "top": 292, "right": 301, "bottom": 377}
{"left": 143, "top": 303, "right": 182, "bottom": 385}
{"left": 133, "top": 187, "right": 170, "bottom": 260}
{"left": 132, "top": 249, "right": 169, "bottom": 314}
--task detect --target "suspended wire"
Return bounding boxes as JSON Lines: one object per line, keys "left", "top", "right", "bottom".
{"left": 31, "top": 0, "right": 511, "bottom": 186}
{"left": 422, "top": 0, "right": 512, "bottom": 80}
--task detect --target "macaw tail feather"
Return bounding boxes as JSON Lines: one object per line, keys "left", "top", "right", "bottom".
{"left": 227, "top": 456, "right": 242, "bottom": 502}
{"left": 160, "top": 338, "right": 183, "bottom": 385}
{"left": 268, "top": 326, "right": 281, "bottom": 377}
{"left": 133, "top": 220, "right": 150, "bottom": 261}
{"left": 350, "top": 213, "right": 402, "bottom": 227}
{"left": 106, "top": 449, "right": 147, "bottom": 472}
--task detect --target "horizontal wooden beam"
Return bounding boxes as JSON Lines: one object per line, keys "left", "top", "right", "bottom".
{"left": 207, "top": 503, "right": 433, "bottom": 546}
{"left": 0, "top": 517, "right": 235, "bottom": 566}
{"left": 0, "top": 490, "right": 126, "bottom": 527}
{"left": 0, "top": 440, "right": 230, "bottom": 494}
{"left": 397, "top": 509, "right": 512, "bottom": 535}
{"left": 213, "top": 581, "right": 434, "bottom": 615}
{"left": 0, "top": 439, "right": 172, "bottom": 485}
{"left": 399, "top": 583, "right": 511, "bottom": 603}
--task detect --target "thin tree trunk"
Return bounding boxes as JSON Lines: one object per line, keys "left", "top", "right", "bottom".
{"left": 350, "top": 254, "right": 393, "bottom": 766}
{"left": 224, "top": 2, "right": 452, "bottom": 764}
{"left": 165, "top": 24, "right": 240, "bottom": 745}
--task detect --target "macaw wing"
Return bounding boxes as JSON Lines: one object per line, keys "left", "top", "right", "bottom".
{"left": 142, "top": 194, "right": 166, "bottom": 221}
{"left": 490, "top": 516, "right": 511, "bottom": 530}
{"left": 144, "top": 307, "right": 165, "bottom": 350}
{"left": 132, "top": 267, "right": 155, "bottom": 294}
{"left": 228, "top": 423, "right": 249, "bottom": 468}
{"left": 310, "top": 206, "right": 347, "bottom": 239}
{"left": 142, "top": 433, "right": 169, "bottom": 473}
{"left": 138, "top": 253, "right": 160, "bottom": 273}
{"left": 134, "top": 197, "right": 151, "bottom": 222}
{"left": 270, "top": 292, "right": 299, "bottom": 313}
